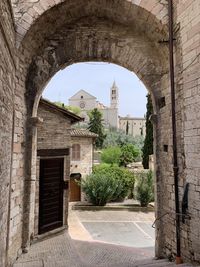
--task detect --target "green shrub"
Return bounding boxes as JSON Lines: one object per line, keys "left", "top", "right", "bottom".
{"left": 93, "top": 164, "right": 135, "bottom": 202}
{"left": 101, "top": 146, "right": 121, "bottom": 166}
{"left": 136, "top": 170, "right": 154, "bottom": 207}
{"left": 119, "top": 144, "right": 140, "bottom": 167}
{"left": 81, "top": 173, "right": 118, "bottom": 206}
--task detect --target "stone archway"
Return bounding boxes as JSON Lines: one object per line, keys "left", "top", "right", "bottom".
{"left": 12, "top": 0, "right": 168, "bottom": 44}
{"left": 8, "top": 0, "right": 178, "bottom": 264}
{"left": 1, "top": 0, "right": 200, "bottom": 266}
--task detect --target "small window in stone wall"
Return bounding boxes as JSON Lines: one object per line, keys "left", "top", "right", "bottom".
{"left": 72, "top": 144, "right": 81, "bottom": 160}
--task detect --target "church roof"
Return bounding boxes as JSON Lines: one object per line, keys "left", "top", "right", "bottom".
{"left": 111, "top": 80, "right": 118, "bottom": 89}
{"left": 69, "top": 89, "right": 97, "bottom": 100}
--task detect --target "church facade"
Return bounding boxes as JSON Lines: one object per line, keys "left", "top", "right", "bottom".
{"left": 68, "top": 82, "right": 119, "bottom": 129}
{"left": 69, "top": 82, "right": 145, "bottom": 137}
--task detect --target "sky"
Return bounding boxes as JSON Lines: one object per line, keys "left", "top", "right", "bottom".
{"left": 43, "top": 62, "right": 148, "bottom": 117}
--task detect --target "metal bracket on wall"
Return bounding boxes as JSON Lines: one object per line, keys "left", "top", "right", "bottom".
{"left": 152, "top": 211, "right": 191, "bottom": 229}
{"left": 158, "top": 38, "right": 176, "bottom": 44}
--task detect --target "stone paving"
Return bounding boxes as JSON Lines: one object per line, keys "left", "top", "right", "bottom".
{"left": 13, "top": 209, "right": 198, "bottom": 267}
{"left": 68, "top": 208, "right": 155, "bottom": 252}
{"left": 13, "top": 231, "right": 196, "bottom": 267}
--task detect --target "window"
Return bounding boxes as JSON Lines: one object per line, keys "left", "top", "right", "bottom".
{"left": 72, "top": 144, "right": 80, "bottom": 160}
{"left": 81, "top": 95, "right": 83, "bottom": 99}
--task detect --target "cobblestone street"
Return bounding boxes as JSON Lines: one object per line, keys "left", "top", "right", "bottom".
{"left": 14, "top": 210, "right": 197, "bottom": 267}
{"left": 13, "top": 231, "right": 196, "bottom": 267}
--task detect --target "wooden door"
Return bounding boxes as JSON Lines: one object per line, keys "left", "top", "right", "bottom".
{"left": 69, "top": 174, "right": 81, "bottom": 202}
{"left": 39, "top": 158, "right": 64, "bottom": 234}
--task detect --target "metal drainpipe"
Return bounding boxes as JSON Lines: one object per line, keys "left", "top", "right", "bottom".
{"left": 168, "top": 0, "right": 182, "bottom": 264}
{"left": 6, "top": 94, "right": 16, "bottom": 266}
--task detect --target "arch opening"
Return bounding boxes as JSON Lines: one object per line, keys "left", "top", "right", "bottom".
{"left": 39, "top": 62, "right": 155, "bottom": 254}
{"left": 14, "top": 0, "right": 173, "bottom": 263}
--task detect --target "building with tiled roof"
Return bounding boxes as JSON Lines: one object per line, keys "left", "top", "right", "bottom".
{"left": 69, "top": 128, "right": 98, "bottom": 202}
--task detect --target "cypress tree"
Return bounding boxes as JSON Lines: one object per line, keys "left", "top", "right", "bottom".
{"left": 88, "top": 108, "right": 106, "bottom": 149}
{"left": 126, "top": 121, "right": 129, "bottom": 135}
{"left": 142, "top": 94, "right": 153, "bottom": 169}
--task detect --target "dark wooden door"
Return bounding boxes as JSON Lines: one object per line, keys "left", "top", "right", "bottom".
{"left": 39, "top": 158, "right": 64, "bottom": 234}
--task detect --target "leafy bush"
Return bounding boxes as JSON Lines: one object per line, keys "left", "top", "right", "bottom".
{"left": 81, "top": 173, "right": 118, "bottom": 206}
{"left": 101, "top": 146, "right": 121, "bottom": 165}
{"left": 101, "top": 144, "right": 139, "bottom": 167}
{"left": 93, "top": 164, "right": 135, "bottom": 202}
{"left": 136, "top": 170, "right": 154, "bottom": 207}
{"left": 119, "top": 144, "right": 140, "bottom": 167}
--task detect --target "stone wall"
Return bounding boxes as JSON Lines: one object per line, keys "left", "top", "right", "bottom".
{"left": 119, "top": 117, "right": 146, "bottom": 137}
{"left": 0, "top": 0, "right": 200, "bottom": 266}
{"left": 101, "top": 108, "right": 119, "bottom": 129}
{"left": 70, "top": 136, "right": 94, "bottom": 201}
{"left": 71, "top": 137, "right": 93, "bottom": 176}
{"left": 11, "top": 1, "right": 170, "bottom": 263}
{"left": 36, "top": 102, "right": 73, "bottom": 234}
{"left": 37, "top": 102, "right": 72, "bottom": 150}
{"left": 0, "top": 1, "right": 16, "bottom": 266}
{"left": 11, "top": 0, "right": 168, "bottom": 44}
{"left": 175, "top": 0, "right": 200, "bottom": 262}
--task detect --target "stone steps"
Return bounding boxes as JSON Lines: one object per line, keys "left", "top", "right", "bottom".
{"left": 131, "top": 259, "right": 194, "bottom": 267}
{"left": 108, "top": 259, "right": 197, "bottom": 267}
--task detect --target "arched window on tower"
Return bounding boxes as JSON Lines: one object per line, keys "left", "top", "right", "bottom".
{"left": 72, "top": 144, "right": 81, "bottom": 161}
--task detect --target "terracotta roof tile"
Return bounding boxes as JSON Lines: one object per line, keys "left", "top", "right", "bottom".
{"left": 70, "top": 129, "right": 98, "bottom": 138}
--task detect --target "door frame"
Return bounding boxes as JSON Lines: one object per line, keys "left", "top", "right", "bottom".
{"left": 34, "top": 153, "right": 70, "bottom": 236}
{"left": 38, "top": 157, "right": 64, "bottom": 234}
{"left": 69, "top": 173, "right": 81, "bottom": 202}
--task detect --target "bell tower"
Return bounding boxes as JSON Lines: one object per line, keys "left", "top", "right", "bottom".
{"left": 110, "top": 81, "right": 119, "bottom": 109}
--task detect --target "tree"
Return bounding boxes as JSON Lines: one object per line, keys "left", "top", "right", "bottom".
{"left": 119, "top": 144, "right": 139, "bottom": 167}
{"left": 103, "top": 128, "right": 144, "bottom": 149}
{"left": 87, "top": 108, "right": 106, "bottom": 148}
{"left": 142, "top": 94, "right": 153, "bottom": 169}
{"left": 126, "top": 121, "right": 129, "bottom": 135}
{"left": 101, "top": 146, "right": 121, "bottom": 166}
{"left": 136, "top": 170, "right": 154, "bottom": 207}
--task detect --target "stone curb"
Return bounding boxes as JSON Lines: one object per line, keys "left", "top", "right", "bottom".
{"left": 72, "top": 205, "right": 155, "bottom": 212}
